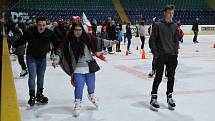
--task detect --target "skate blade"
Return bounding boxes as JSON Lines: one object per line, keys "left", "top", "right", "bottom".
{"left": 27, "top": 105, "right": 33, "bottom": 109}
{"left": 95, "top": 106, "right": 99, "bottom": 110}
{"left": 20, "top": 73, "right": 28, "bottom": 77}
{"left": 92, "top": 103, "right": 99, "bottom": 110}
{"left": 73, "top": 111, "right": 80, "bottom": 117}
{"left": 150, "top": 105, "right": 159, "bottom": 112}
{"left": 73, "top": 114, "right": 79, "bottom": 117}
{"left": 36, "top": 102, "right": 48, "bottom": 105}
{"left": 168, "top": 105, "right": 175, "bottom": 110}
{"left": 14, "top": 75, "right": 28, "bottom": 79}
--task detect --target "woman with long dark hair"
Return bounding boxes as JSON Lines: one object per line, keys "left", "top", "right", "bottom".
{"left": 52, "top": 22, "right": 117, "bottom": 117}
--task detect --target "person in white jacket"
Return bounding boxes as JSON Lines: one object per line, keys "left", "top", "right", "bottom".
{"left": 139, "top": 21, "right": 145, "bottom": 50}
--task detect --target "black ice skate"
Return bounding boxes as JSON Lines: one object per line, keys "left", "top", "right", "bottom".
{"left": 150, "top": 94, "right": 160, "bottom": 111}
{"left": 36, "top": 89, "right": 48, "bottom": 104}
{"left": 20, "top": 69, "right": 28, "bottom": 77}
{"left": 167, "top": 93, "right": 176, "bottom": 110}
{"left": 28, "top": 91, "right": 35, "bottom": 106}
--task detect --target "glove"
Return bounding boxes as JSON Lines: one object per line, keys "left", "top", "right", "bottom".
{"left": 95, "top": 52, "right": 106, "bottom": 61}
{"left": 52, "top": 55, "right": 60, "bottom": 68}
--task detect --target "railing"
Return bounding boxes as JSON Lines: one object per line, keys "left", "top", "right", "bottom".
{"left": 1, "top": 29, "right": 21, "bottom": 121}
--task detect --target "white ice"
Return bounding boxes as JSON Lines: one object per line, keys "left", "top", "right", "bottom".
{"left": 12, "top": 35, "right": 215, "bottom": 121}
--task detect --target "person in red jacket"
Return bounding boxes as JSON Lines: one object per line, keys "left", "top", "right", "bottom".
{"left": 177, "top": 20, "right": 184, "bottom": 43}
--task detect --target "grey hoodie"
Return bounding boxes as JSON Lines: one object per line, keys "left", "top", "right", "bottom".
{"left": 149, "top": 19, "right": 179, "bottom": 56}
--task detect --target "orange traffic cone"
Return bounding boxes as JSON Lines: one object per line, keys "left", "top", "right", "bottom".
{"left": 136, "top": 46, "right": 139, "bottom": 50}
{"left": 125, "top": 50, "right": 128, "bottom": 56}
{"left": 141, "top": 50, "right": 145, "bottom": 59}
{"left": 213, "top": 44, "right": 215, "bottom": 48}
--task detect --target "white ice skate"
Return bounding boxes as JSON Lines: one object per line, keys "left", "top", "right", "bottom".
{"left": 87, "top": 93, "right": 99, "bottom": 109}
{"left": 73, "top": 99, "right": 81, "bottom": 117}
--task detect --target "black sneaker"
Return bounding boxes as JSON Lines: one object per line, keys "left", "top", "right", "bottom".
{"left": 150, "top": 94, "right": 160, "bottom": 111}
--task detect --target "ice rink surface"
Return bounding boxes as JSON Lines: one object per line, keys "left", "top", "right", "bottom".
{"left": 12, "top": 35, "right": 215, "bottom": 121}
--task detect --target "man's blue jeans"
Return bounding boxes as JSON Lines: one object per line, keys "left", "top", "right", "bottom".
{"left": 26, "top": 56, "right": 47, "bottom": 91}
{"left": 73, "top": 73, "right": 95, "bottom": 100}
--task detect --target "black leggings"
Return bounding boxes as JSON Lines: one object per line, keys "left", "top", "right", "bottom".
{"left": 17, "top": 55, "right": 27, "bottom": 70}
{"left": 151, "top": 54, "right": 178, "bottom": 95}
{"left": 140, "top": 36, "right": 145, "bottom": 49}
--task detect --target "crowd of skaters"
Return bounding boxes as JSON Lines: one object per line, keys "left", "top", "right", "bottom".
{"left": 3, "top": 4, "right": 201, "bottom": 116}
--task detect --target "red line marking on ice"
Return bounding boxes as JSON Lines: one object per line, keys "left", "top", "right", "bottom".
{"left": 114, "top": 65, "right": 215, "bottom": 95}
{"left": 175, "top": 89, "right": 215, "bottom": 95}
{"left": 114, "top": 65, "right": 150, "bottom": 80}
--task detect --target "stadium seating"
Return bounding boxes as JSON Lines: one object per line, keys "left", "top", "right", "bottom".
{"left": 120, "top": 0, "right": 215, "bottom": 25}
{"left": 13, "top": 0, "right": 120, "bottom": 24}
{"left": 10, "top": 0, "right": 215, "bottom": 25}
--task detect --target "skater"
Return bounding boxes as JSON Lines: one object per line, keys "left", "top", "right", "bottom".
{"left": 139, "top": 21, "right": 145, "bottom": 50}
{"left": 13, "top": 17, "right": 59, "bottom": 106}
{"left": 101, "top": 23, "right": 108, "bottom": 54}
{"left": 52, "top": 22, "right": 117, "bottom": 117}
{"left": 116, "top": 21, "right": 122, "bottom": 52}
{"left": 126, "top": 22, "right": 132, "bottom": 54}
{"left": 107, "top": 20, "right": 116, "bottom": 54}
{"left": 148, "top": 17, "right": 159, "bottom": 78}
{"left": 177, "top": 20, "right": 184, "bottom": 43}
{"left": 10, "top": 23, "right": 28, "bottom": 77}
{"left": 192, "top": 17, "right": 199, "bottom": 43}
{"left": 149, "top": 4, "right": 179, "bottom": 111}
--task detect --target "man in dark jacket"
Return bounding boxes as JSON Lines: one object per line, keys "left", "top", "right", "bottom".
{"left": 13, "top": 17, "right": 59, "bottom": 106}
{"left": 17, "top": 16, "right": 26, "bottom": 32}
{"left": 192, "top": 17, "right": 199, "bottom": 43}
{"left": 107, "top": 20, "right": 116, "bottom": 54}
{"left": 126, "top": 22, "right": 132, "bottom": 54}
{"left": 116, "top": 22, "right": 122, "bottom": 52}
{"left": 10, "top": 23, "right": 28, "bottom": 77}
{"left": 149, "top": 5, "right": 179, "bottom": 111}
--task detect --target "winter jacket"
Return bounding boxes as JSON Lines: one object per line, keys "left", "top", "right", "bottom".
{"left": 107, "top": 25, "right": 116, "bottom": 40}
{"left": 192, "top": 20, "right": 199, "bottom": 32}
{"left": 126, "top": 25, "right": 132, "bottom": 39}
{"left": 149, "top": 19, "right": 179, "bottom": 56}
{"left": 13, "top": 26, "right": 59, "bottom": 58}
{"left": 12, "top": 27, "right": 25, "bottom": 55}
{"left": 58, "top": 34, "right": 113, "bottom": 76}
